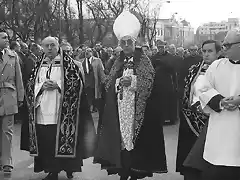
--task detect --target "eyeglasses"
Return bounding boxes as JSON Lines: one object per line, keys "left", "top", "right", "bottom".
{"left": 222, "top": 42, "right": 240, "bottom": 50}
{"left": 120, "top": 39, "right": 134, "bottom": 47}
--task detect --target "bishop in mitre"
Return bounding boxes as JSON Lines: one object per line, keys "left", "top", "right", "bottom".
{"left": 22, "top": 36, "right": 96, "bottom": 180}
{"left": 195, "top": 29, "right": 240, "bottom": 180}
{"left": 94, "top": 11, "right": 167, "bottom": 180}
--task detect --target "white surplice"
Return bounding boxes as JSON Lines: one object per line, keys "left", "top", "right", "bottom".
{"left": 35, "top": 55, "right": 62, "bottom": 125}
{"left": 115, "top": 57, "right": 137, "bottom": 151}
{"left": 197, "top": 58, "right": 240, "bottom": 166}
{"left": 191, "top": 74, "right": 206, "bottom": 106}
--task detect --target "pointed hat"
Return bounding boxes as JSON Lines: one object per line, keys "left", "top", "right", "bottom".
{"left": 113, "top": 11, "right": 141, "bottom": 41}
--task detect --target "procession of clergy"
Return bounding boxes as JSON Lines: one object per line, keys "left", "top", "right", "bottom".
{"left": 1, "top": 10, "right": 240, "bottom": 180}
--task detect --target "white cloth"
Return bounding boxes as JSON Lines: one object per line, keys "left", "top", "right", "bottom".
{"left": 197, "top": 58, "right": 240, "bottom": 166}
{"left": 35, "top": 55, "right": 62, "bottom": 125}
{"left": 115, "top": 57, "right": 137, "bottom": 151}
{"left": 85, "top": 57, "right": 93, "bottom": 74}
{"left": 191, "top": 74, "right": 206, "bottom": 105}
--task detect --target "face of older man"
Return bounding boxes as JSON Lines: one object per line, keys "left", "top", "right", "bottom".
{"left": 119, "top": 36, "right": 135, "bottom": 56}
{"left": 42, "top": 37, "right": 59, "bottom": 59}
{"left": 223, "top": 29, "right": 240, "bottom": 61}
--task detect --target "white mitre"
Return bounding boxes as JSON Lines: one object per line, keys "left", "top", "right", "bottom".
{"left": 113, "top": 11, "right": 141, "bottom": 41}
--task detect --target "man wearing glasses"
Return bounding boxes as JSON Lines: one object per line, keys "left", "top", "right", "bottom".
{"left": 94, "top": 11, "right": 167, "bottom": 180}
{"left": 196, "top": 28, "right": 240, "bottom": 180}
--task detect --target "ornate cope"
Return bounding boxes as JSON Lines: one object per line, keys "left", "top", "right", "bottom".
{"left": 182, "top": 61, "right": 209, "bottom": 137}
{"left": 26, "top": 50, "right": 83, "bottom": 157}
{"left": 105, "top": 53, "right": 155, "bottom": 145}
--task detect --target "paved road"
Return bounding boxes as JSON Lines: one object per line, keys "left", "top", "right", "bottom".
{"left": 1, "top": 113, "right": 183, "bottom": 180}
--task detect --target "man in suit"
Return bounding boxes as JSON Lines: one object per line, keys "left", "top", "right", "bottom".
{"left": 82, "top": 48, "right": 105, "bottom": 132}
{"left": 0, "top": 28, "right": 24, "bottom": 173}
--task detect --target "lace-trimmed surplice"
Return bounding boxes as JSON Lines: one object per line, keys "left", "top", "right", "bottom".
{"left": 115, "top": 57, "right": 137, "bottom": 151}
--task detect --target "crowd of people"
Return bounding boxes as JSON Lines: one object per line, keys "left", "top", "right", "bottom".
{"left": 0, "top": 10, "right": 240, "bottom": 180}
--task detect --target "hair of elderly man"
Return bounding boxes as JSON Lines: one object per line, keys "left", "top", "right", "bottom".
{"left": 202, "top": 40, "right": 221, "bottom": 53}
{"left": 42, "top": 36, "right": 59, "bottom": 45}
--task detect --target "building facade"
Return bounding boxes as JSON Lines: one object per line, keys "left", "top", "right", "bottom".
{"left": 152, "top": 18, "right": 194, "bottom": 48}
{"left": 196, "top": 18, "right": 240, "bottom": 43}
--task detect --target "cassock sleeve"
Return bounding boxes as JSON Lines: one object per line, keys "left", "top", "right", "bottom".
{"left": 197, "top": 61, "right": 224, "bottom": 113}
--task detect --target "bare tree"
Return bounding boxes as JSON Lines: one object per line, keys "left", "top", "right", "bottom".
{"left": 134, "top": 0, "right": 162, "bottom": 46}
{"left": 83, "top": 0, "right": 112, "bottom": 45}
{"left": 76, "top": 0, "right": 84, "bottom": 44}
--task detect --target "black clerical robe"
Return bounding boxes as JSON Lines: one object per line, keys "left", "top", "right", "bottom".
{"left": 94, "top": 49, "right": 167, "bottom": 179}
{"left": 22, "top": 50, "right": 96, "bottom": 173}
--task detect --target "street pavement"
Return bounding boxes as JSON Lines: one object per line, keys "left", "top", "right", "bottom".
{"left": 1, "top": 113, "right": 183, "bottom": 180}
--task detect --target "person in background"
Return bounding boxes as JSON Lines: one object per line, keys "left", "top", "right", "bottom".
{"left": 105, "top": 46, "right": 123, "bottom": 75}
{"left": 73, "top": 47, "right": 84, "bottom": 62}
{"left": 10, "top": 41, "right": 24, "bottom": 69}
{"left": 177, "top": 47, "right": 185, "bottom": 58}
{"left": 151, "top": 46, "right": 158, "bottom": 56}
{"left": 106, "top": 47, "right": 114, "bottom": 59}
{"left": 60, "top": 41, "right": 73, "bottom": 57}
{"left": 94, "top": 43, "right": 108, "bottom": 67}
{"left": 20, "top": 42, "right": 29, "bottom": 55}
{"left": 168, "top": 44, "right": 177, "bottom": 55}
{"left": 82, "top": 48, "right": 105, "bottom": 113}
{"left": 0, "top": 28, "right": 24, "bottom": 173}
{"left": 151, "top": 43, "right": 180, "bottom": 124}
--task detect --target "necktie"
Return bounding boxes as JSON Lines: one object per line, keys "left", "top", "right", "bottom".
{"left": 87, "top": 58, "right": 92, "bottom": 73}
{"left": 229, "top": 59, "right": 240, "bottom": 64}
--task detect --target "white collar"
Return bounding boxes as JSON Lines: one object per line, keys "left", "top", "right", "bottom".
{"left": 1, "top": 49, "right": 4, "bottom": 55}
{"left": 124, "top": 57, "right": 133, "bottom": 62}
{"left": 87, "top": 56, "right": 93, "bottom": 62}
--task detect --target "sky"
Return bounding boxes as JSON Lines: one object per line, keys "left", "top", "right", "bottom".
{"left": 157, "top": 0, "right": 240, "bottom": 29}
{"left": 70, "top": 0, "right": 240, "bottom": 30}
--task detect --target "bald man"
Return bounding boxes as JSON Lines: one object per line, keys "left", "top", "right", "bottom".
{"left": 22, "top": 36, "right": 96, "bottom": 180}
{"left": 195, "top": 29, "right": 240, "bottom": 180}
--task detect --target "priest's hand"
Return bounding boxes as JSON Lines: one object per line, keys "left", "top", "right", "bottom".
{"left": 120, "top": 76, "right": 132, "bottom": 87}
{"left": 42, "top": 80, "right": 59, "bottom": 91}
{"left": 220, "top": 97, "right": 238, "bottom": 111}
{"left": 224, "top": 96, "right": 240, "bottom": 106}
